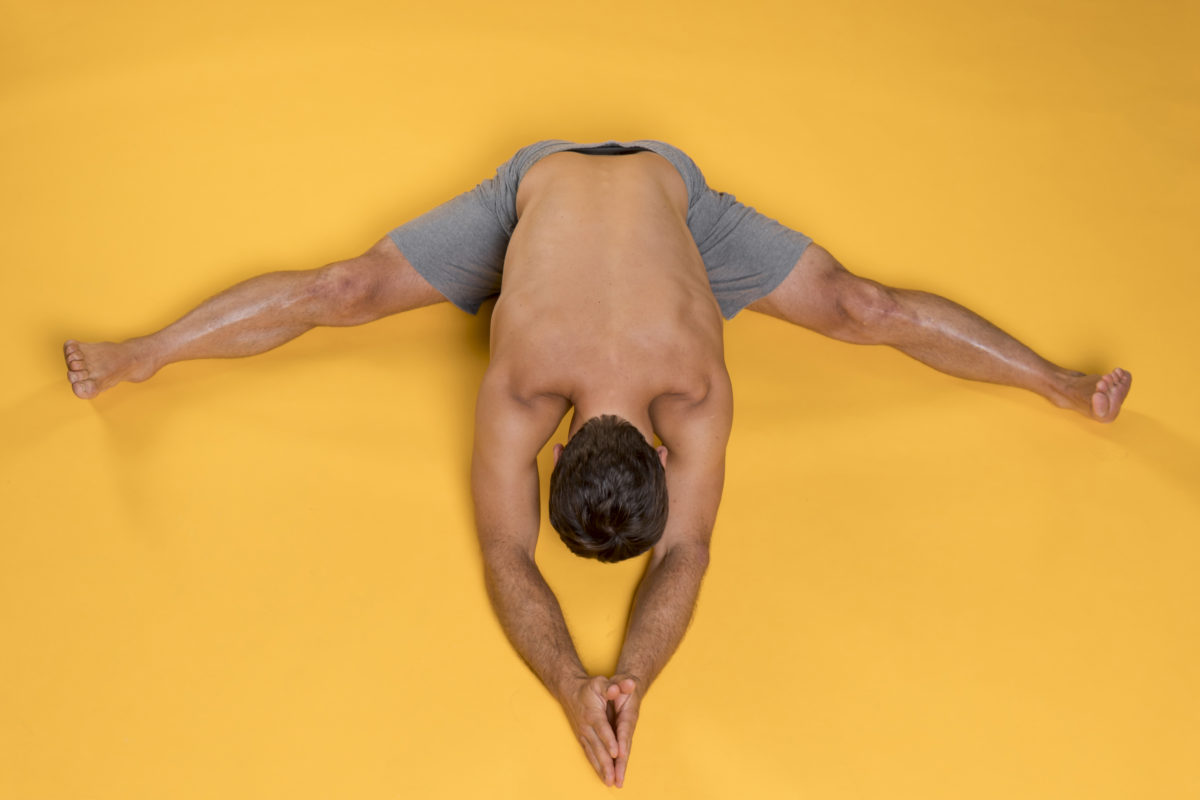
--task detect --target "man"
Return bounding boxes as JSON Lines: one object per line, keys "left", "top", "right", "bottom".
{"left": 63, "top": 139, "right": 1131, "bottom": 787}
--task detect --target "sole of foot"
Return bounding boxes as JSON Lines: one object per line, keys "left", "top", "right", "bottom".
{"left": 1089, "top": 367, "right": 1132, "bottom": 423}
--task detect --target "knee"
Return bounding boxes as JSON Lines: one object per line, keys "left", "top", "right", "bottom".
{"left": 309, "top": 259, "right": 383, "bottom": 322}
{"left": 834, "top": 277, "right": 906, "bottom": 341}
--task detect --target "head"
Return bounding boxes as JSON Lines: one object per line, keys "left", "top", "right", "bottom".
{"left": 548, "top": 415, "right": 668, "bottom": 563}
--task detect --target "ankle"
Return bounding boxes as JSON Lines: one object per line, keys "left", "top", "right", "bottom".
{"left": 1043, "top": 368, "right": 1090, "bottom": 408}
{"left": 121, "top": 336, "right": 164, "bottom": 382}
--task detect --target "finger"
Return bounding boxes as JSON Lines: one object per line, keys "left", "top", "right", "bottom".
{"left": 618, "top": 678, "right": 637, "bottom": 694}
{"left": 616, "top": 706, "right": 639, "bottom": 758}
{"left": 594, "top": 718, "right": 620, "bottom": 761}
{"left": 579, "top": 735, "right": 608, "bottom": 784}
{"left": 614, "top": 708, "right": 636, "bottom": 788}
{"left": 585, "top": 728, "right": 616, "bottom": 785}
{"left": 604, "top": 682, "right": 622, "bottom": 701}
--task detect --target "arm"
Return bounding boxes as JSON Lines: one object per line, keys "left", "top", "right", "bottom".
{"left": 607, "top": 370, "right": 733, "bottom": 786}
{"left": 615, "top": 530, "right": 714, "bottom": 688}
{"left": 470, "top": 371, "right": 622, "bottom": 783}
{"left": 479, "top": 546, "right": 587, "bottom": 702}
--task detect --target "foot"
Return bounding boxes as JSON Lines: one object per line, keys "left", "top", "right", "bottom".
{"left": 1057, "top": 368, "right": 1132, "bottom": 423}
{"left": 63, "top": 339, "right": 157, "bottom": 399}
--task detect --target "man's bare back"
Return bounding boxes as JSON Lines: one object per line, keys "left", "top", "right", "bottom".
{"left": 489, "top": 149, "right": 729, "bottom": 440}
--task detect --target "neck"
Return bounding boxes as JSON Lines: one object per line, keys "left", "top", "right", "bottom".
{"left": 569, "top": 393, "right": 655, "bottom": 444}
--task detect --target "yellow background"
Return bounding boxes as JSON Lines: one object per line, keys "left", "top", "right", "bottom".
{"left": 3, "top": 0, "right": 1198, "bottom": 797}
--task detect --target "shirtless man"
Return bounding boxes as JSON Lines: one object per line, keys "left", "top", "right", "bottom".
{"left": 62, "top": 139, "right": 1131, "bottom": 787}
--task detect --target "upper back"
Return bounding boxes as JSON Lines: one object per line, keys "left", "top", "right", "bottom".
{"left": 488, "top": 150, "right": 727, "bottom": 408}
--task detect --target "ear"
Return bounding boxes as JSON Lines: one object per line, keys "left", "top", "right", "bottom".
{"left": 656, "top": 445, "right": 668, "bottom": 468}
{"left": 553, "top": 443, "right": 564, "bottom": 465}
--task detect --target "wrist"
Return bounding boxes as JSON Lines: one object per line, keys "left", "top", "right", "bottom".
{"left": 612, "top": 668, "right": 648, "bottom": 692}
{"left": 550, "top": 670, "right": 590, "bottom": 704}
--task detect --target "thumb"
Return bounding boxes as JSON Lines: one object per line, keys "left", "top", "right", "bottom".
{"left": 609, "top": 675, "right": 639, "bottom": 695}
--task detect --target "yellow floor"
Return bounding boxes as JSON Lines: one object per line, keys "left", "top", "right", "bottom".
{"left": 3, "top": 1, "right": 1197, "bottom": 797}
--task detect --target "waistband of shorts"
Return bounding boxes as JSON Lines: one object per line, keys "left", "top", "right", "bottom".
{"left": 504, "top": 139, "right": 707, "bottom": 208}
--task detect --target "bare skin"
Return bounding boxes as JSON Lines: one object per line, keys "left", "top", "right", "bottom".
{"left": 63, "top": 238, "right": 446, "bottom": 399}
{"left": 60, "top": 225, "right": 1130, "bottom": 422}
{"left": 62, "top": 148, "right": 1131, "bottom": 786}
{"left": 472, "top": 151, "right": 729, "bottom": 786}
{"left": 745, "top": 243, "right": 1132, "bottom": 422}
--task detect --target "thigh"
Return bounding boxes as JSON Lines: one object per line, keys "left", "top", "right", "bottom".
{"left": 385, "top": 182, "right": 510, "bottom": 315}
{"left": 351, "top": 235, "right": 449, "bottom": 314}
{"left": 689, "top": 188, "right": 814, "bottom": 319}
{"left": 745, "top": 242, "right": 856, "bottom": 331}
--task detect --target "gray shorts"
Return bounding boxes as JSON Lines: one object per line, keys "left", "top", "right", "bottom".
{"left": 387, "top": 139, "right": 812, "bottom": 319}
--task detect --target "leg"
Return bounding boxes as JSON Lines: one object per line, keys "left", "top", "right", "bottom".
{"left": 747, "top": 243, "right": 1131, "bottom": 422}
{"left": 64, "top": 236, "right": 445, "bottom": 399}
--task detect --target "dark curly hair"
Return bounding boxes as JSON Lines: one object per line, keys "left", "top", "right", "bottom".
{"left": 548, "top": 415, "right": 668, "bottom": 563}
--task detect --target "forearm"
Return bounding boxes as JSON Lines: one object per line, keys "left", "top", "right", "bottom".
{"left": 483, "top": 548, "right": 587, "bottom": 702}
{"left": 616, "top": 544, "right": 710, "bottom": 688}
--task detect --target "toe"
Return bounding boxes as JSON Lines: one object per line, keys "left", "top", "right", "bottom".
{"left": 67, "top": 357, "right": 86, "bottom": 370}
{"left": 68, "top": 369, "right": 88, "bottom": 382}
{"left": 1091, "top": 388, "right": 1111, "bottom": 419}
{"left": 72, "top": 379, "right": 98, "bottom": 399}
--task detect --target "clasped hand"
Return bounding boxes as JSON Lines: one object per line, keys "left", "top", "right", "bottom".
{"left": 561, "top": 674, "right": 642, "bottom": 787}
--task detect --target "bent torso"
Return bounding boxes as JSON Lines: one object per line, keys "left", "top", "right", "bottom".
{"left": 487, "top": 150, "right": 728, "bottom": 431}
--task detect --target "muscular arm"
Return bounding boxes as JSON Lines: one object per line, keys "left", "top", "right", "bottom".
{"left": 479, "top": 543, "right": 588, "bottom": 700}
{"left": 472, "top": 371, "right": 580, "bottom": 692}
{"left": 615, "top": 538, "right": 712, "bottom": 687}
{"left": 606, "top": 369, "right": 733, "bottom": 785}
{"left": 471, "top": 370, "right": 623, "bottom": 782}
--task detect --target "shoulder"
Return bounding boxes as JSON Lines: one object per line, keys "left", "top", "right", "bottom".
{"left": 477, "top": 356, "right": 570, "bottom": 410}
{"left": 649, "top": 366, "right": 733, "bottom": 456}
{"left": 474, "top": 365, "right": 569, "bottom": 457}
{"left": 649, "top": 368, "right": 732, "bottom": 553}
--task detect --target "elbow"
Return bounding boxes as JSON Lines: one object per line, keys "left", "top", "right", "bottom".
{"left": 479, "top": 536, "right": 535, "bottom": 568}
{"left": 669, "top": 542, "right": 709, "bottom": 574}
{"left": 480, "top": 543, "right": 535, "bottom": 592}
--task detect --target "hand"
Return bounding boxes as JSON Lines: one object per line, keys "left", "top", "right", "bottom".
{"left": 604, "top": 673, "right": 643, "bottom": 788}
{"left": 560, "top": 676, "right": 622, "bottom": 786}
